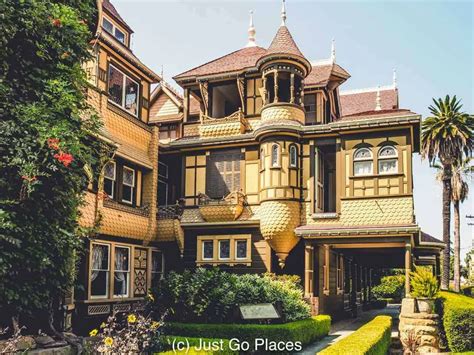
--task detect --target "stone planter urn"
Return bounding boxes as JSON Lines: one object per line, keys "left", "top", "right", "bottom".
{"left": 416, "top": 297, "right": 435, "bottom": 314}
{"left": 399, "top": 298, "right": 440, "bottom": 353}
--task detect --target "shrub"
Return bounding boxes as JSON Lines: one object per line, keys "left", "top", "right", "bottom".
{"left": 372, "top": 274, "right": 405, "bottom": 301}
{"left": 150, "top": 268, "right": 311, "bottom": 323}
{"left": 438, "top": 291, "right": 474, "bottom": 352}
{"left": 410, "top": 267, "right": 439, "bottom": 298}
{"left": 319, "top": 315, "right": 392, "bottom": 355}
{"left": 163, "top": 315, "right": 331, "bottom": 350}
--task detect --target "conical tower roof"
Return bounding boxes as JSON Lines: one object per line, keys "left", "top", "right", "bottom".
{"left": 266, "top": 25, "right": 304, "bottom": 58}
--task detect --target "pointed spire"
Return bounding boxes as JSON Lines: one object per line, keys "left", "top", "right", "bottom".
{"left": 375, "top": 86, "right": 382, "bottom": 111}
{"left": 392, "top": 68, "right": 398, "bottom": 89}
{"left": 331, "top": 38, "right": 336, "bottom": 63}
{"left": 246, "top": 10, "right": 257, "bottom": 47}
{"left": 281, "top": 0, "right": 287, "bottom": 26}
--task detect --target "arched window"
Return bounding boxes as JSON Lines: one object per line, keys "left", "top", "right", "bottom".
{"left": 353, "top": 147, "right": 373, "bottom": 176}
{"left": 378, "top": 145, "right": 398, "bottom": 174}
{"left": 289, "top": 145, "right": 298, "bottom": 168}
{"left": 271, "top": 144, "right": 280, "bottom": 167}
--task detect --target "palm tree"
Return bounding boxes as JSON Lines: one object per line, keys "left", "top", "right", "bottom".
{"left": 421, "top": 95, "right": 473, "bottom": 290}
{"left": 451, "top": 158, "right": 472, "bottom": 292}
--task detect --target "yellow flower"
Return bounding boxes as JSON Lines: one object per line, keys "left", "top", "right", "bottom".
{"left": 127, "top": 314, "right": 137, "bottom": 323}
{"left": 147, "top": 292, "right": 155, "bottom": 302}
{"left": 151, "top": 321, "right": 160, "bottom": 330}
{"left": 104, "top": 337, "right": 113, "bottom": 347}
{"left": 100, "top": 322, "right": 106, "bottom": 328}
{"left": 89, "top": 329, "right": 98, "bottom": 337}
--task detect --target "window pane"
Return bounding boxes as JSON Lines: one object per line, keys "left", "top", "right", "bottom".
{"left": 104, "top": 179, "right": 114, "bottom": 198}
{"left": 115, "top": 247, "right": 129, "bottom": 271}
{"left": 123, "top": 168, "right": 134, "bottom": 186}
{"left": 236, "top": 240, "right": 247, "bottom": 259}
{"left": 114, "top": 247, "right": 129, "bottom": 296}
{"left": 91, "top": 271, "right": 108, "bottom": 297}
{"left": 354, "top": 161, "right": 373, "bottom": 175}
{"left": 219, "top": 240, "right": 230, "bottom": 259}
{"left": 202, "top": 241, "right": 213, "bottom": 259}
{"left": 104, "top": 162, "right": 115, "bottom": 179}
{"left": 272, "top": 145, "right": 279, "bottom": 166}
{"left": 379, "top": 146, "right": 396, "bottom": 157}
{"left": 290, "top": 146, "right": 297, "bottom": 167}
{"left": 102, "top": 18, "right": 113, "bottom": 34}
{"left": 108, "top": 66, "right": 124, "bottom": 106}
{"left": 152, "top": 251, "right": 163, "bottom": 273}
{"left": 354, "top": 148, "right": 372, "bottom": 159}
{"left": 92, "top": 244, "right": 109, "bottom": 270}
{"left": 91, "top": 244, "right": 109, "bottom": 297}
{"left": 114, "top": 28, "right": 125, "bottom": 44}
{"left": 124, "top": 77, "right": 138, "bottom": 115}
{"left": 122, "top": 185, "right": 132, "bottom": 203}
{"left": 379, "top": 159, "right": 397, "bottom": 174}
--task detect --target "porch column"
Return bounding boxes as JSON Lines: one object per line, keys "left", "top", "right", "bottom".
{"left": 273, "top": 71, "right": 279, "bottom": 103}
{"left": 304, "top": 243, "right": 314, "bottom": 298}
{"left": 405, "top": 243, "right": 412, "bottom": 296}
{"left": 368, "top": 268, "right": 372, "bottom": 301}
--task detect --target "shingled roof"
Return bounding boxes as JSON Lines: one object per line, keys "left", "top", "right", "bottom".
{"left": 265, "top": 25, "right": 304, "bottom": 58}
{"left": 340, "top": 86, "right": 398, "bottom": 117}
{"left": 103, "top": 0, "right": 133, "bottom": 33}
{"left": 174, "top": 46, "right": 267, "bottom": 80}
{"left": 304, "top": 62, "right": 350, "bottom": 87}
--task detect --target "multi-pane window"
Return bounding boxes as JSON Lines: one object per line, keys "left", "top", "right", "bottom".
{"left": 158, "top": 162, "right": 168, "bottom": 206}
{"left": 245, "top": 78, "right": 263, "bottom": 116}
{"left": 121, "top": 166, "right": 135, "bottom": 204}
{"left": 206, "top": 150, "right": 241, "bottom": 199}
{"left": 90, "top": 244, "right": 110, "bottom": 299}
{"left": 378, "top": 146, "right": 398, "bottom": 174}
{"left": 197, "top": 236, "right": 251, "bottom": 264}
{"left": 159, "top": 124, "right": 178, "bottom": 140}
{"left": 151, "top": 250, "right": 164, "bottom": 288}
{"left": 202, "top": 240, "right": 214, "bottom": 260}
{"left": 353, "top": 147, "right": 373, "bottom": 176}
{"left": 218, "top": 240, "right": 230, "bottom": 260}
{"left": 103, "top": 162, "right": 116, "bottom": 198}
{"left": 271, "top": 144, "right": 280, "bottom": 167}
{"left": 108, "top": 64, "right": 139, "bottom": 117}
{"left": 113, "top": 246, "right": 130, "bottom": 297}
{"left": 289, "top": 145, "right": 298, "bottom": 168}
{"left": 304, "top": 94, "right": 317, "bottom": 124}
{"left": 102, "top": 17, "right": 126, "bottom": 44}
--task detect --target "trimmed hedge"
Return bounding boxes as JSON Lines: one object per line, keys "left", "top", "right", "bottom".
{"left": 438, "top": 291, "right": 474, "bottom": 352}
{"left": 160, "top": 336, "right": 236, "bottom": 354}
{"left": 164, "top": 315, "right": 331, "bottom": 348}
{"left": 319, "top": 315, "right": 392, "bottom": 355}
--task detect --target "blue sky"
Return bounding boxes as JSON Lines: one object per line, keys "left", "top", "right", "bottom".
{"left": 113, "top": 0, "right": 473, "bottom": 259}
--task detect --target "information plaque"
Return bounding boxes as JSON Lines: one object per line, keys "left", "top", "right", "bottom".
{"left": 239, "top": 303, "right": 280, "bottom": 320}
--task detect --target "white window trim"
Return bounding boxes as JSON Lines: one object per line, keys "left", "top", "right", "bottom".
{"left": 218, "top": 239, "right": 231, "bottom": 260}
{"left": 235, "top": 239, "right": 250, "bottom": 260}
{"left": 121, "top": 166, "right": 135, "bottom": 204}
{"left": 378, "top": 146, "right": 398, "bottom": 175}
{"left": 202, "top": 240, "right": 214, "bottom": 261}
{"left": 353, "top": 147, "right": 373, "bottom": 176}
{"left": 108, "top": 64, "right": 140, "bottom": 118}
{"left": 90, "top": 242, "right": 111, "bottom": 300}
{"left": 102, "top": 17, "right": 126, "bottom": 44}
{"left": 113, "top": 245, "right": 131, "bottom": 298}
{"left": 103, "top": 161, "right": 116, "bottom": 199}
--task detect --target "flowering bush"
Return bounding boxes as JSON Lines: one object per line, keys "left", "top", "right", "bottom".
{"left": 87, "top": 312, "right": 163, "bottom": 353}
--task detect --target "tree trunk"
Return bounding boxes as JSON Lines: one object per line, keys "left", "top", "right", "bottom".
{"left": 441, "top": 168, "right": 452, "bottom": 290}
{"left": 453, "top": 200, "right": 461, "bottom": 292}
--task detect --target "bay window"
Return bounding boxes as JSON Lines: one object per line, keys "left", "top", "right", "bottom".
{"left": 108, "top": 64, "right": 139, "bottom": 117}
{"left": 378, "top": 145, "right": 398, "bottom": 174}
{"left": 353, "top": 147, "right": 373, "bottom": 176}
{"left": 113, "top": 246, "right": 130, "bottom": 298}
{"left": 90, "top": 243, "right": 110, "bottom": 299}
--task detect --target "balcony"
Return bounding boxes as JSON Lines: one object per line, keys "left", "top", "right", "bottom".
{"left": 198, "top": 109, "right": 249, "bottom": 138}
{"left": 198, "top": 191, "right": 246, "bottom": 222}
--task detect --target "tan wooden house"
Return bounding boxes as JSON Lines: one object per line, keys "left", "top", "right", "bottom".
{"left": 151, "top": 3, "right": 444, "bottom": 317}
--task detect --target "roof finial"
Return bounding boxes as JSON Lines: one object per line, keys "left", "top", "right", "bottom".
{"left": 392, "top": 68, "right": 398, "bottom": 88}
{"left": 281, "top": 0, "right": 287, "bottom": 26}
{"left": 331, "top": 38, "right": 336, "bottom": 63}
{"left": 246, "top": 10, "right": 257, "bottom": 47}
{"left": 375, "top": 86, "right": 382, "bottom": 111}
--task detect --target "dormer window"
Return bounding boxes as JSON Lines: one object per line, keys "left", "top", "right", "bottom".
{"left": 102, "top": 17, "right": 126, "bottom": 44}
{"left": 108, "top": 64, "right": 139, "bottom": 117}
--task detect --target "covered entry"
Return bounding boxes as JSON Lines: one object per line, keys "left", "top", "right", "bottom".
{"left": 296, "top": 225, "right": 443, "bottom": 317}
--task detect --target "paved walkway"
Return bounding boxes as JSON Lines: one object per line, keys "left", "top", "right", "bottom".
{"left": 300, "top": 304, "right": 401, "bottom": 354}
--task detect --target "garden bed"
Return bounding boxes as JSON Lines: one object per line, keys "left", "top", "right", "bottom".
{"left": 319, "top": 315, "right": 392, "bottom": 355}
{"left": 163, "top": 315, "right": 331, "bottom": 351}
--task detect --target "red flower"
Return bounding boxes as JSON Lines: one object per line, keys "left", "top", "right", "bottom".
{"left": 47, "top": 138, "right": 60, "bottom": 150}
{"left": 54, "top": 151, "right": 74, "bottom": 167}
{"left": 21, "top": 175, "right": 37, "bottom": 182}
{"left": 51, "top": 18, "right": 62, "bottom": 27}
